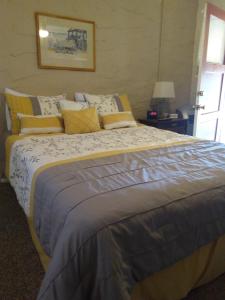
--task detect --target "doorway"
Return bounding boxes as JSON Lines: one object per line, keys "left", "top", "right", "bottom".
{"left": 194, "top": 3, "right": 225, "bottom": 142}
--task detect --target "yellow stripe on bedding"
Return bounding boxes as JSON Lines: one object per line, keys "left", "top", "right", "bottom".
{"left": 102, "top": 111, "right": 137, "bottom": 130}
{"left": 20, "top": 115, "right": 63, "bottom": 134}
{"left": 5, "top": 94, "right": 33, "bottom": 134}
{"left": 119, "top": 94, "right": 132, "bottom": 111}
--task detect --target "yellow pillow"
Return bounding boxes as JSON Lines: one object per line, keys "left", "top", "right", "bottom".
{"left": 5, "top": 94, "right": 34, "bottom": 134}
{"left": 102, "top": 111, "right": 137, "bottom": 130}
{"left": 119, "top": 94, "right": 132, "bottom": 112}
{"left": 19, "top": 114, "right": 63, "bottom": 134}
{"left": 62, "top": 107, "right": 101, "bottom": 134}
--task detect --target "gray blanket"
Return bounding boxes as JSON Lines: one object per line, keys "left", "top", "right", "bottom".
{"left": 36, "top": 140, "right": 225, "bottom": 300}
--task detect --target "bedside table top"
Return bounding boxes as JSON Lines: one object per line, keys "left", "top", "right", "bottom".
{"left": 138, "top": 118, "right": 187, "bottom": 126}
{"left": 139, "top": 118, "right": 185, "bottom": 123}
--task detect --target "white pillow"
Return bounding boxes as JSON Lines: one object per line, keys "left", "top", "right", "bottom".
{"left": 60, "top": 99, "right": 88, "bottom": 111}
{"left": 37, "top": 95, "right": 66, "bottom": 115}
{"left": 4, "top": 88, "right": 32, "bottom": 131}
{"left": 84, "top": 93, "right": 119, "bottom": 115}
{"left": 74, "top": 92, "right": 87, "bottom": 102}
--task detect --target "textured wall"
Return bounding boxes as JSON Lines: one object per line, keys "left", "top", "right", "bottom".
{"left": 0, "top": 0, "right": 197, "bottom": 118}
{"left": 159, "top": 0, "right": 198, "bottom": 111}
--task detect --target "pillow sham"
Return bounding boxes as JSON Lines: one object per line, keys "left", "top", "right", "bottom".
{"left": 37, "top": 95, "right": 65, "bottom": 115}
{"left": 18, "top": 114, "right": 63, "bottom": 135}
{"left": 74, "top": 92, "right": 132, "bottom": 113}
{"left": 5, "top": 93, "right": 66, "bottom": 134}
{"left": 74, "top": 92, "right": 86, "bottom": 102}
{"left": 62, "top": 107, "right": 101, "bottom": 134}
{"left": 59, "top": 99, "right": 88, "bottom": 111}
{"left": 82, "top": 94, "right": 119, "bottom": 115}
{"left": 5, "top": 94, "right": 34, "bottom": 134}
{"left": 4, "top": 88, "right": 32, "bottom": 131}
{"left": 115, "top": 94, "right": 132, "bottom": 112}
{"left": 102, "top": 111, "right": 137, "bottom": 130}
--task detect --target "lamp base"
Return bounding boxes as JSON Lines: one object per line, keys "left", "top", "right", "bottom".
{"left": 151, "top": 98, "right": 171, "bottom": 119}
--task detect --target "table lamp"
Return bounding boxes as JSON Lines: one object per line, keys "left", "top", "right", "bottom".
{"left": 152, "top": 81, "right": 175, "bottom": 119}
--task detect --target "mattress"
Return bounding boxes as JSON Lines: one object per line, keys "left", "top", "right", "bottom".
{"left": 6, "top": 126, "right": 225, "bottom": 300}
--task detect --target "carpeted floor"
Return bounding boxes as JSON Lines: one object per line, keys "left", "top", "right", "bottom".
{"left": 0, "top": 183, "right": 44, "bottom": 300}
{"left": 0, "top": 183, "right": 225, "bottom": 300}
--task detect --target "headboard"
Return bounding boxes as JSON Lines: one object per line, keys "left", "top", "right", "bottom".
{"left": 0, "top": 94, "right": 10, "bottom": 180}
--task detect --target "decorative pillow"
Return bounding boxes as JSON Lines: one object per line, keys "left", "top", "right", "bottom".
{"left": 74, "top": 92, "right": 132, "bottom": 113}
{"left": 6, "top": 94, "right": 34, "bottom": 134}
{"left": 115, "top": 94, "right": 132, "bottom": 112}
{"left": 37, "top": 95, "right": 65, "bottom": 115}
{"left": 18, "top": 114, "right": 63, "bottom": 135}
{"left": 5, "top": 93, "right": 66, "bottom": 134}
{"left": 102, "top": 111, "right": 137, "bottom": 130}
{"left": 62, "top": 107, "right": 101, "bottom": 134}
{"left": 74, "top": 92, "right": 86, "bottom": 102}
{"left": 4, "top": 88, "right": 32, "bottom": 131}
{"left": 84, "top": 94, "right": 119, "bottom": 115}
{"left": 59, "top": 99, "right": 88, "bottom": 111}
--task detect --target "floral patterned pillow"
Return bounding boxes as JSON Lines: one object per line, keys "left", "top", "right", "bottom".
{"left": 84, "top": 94, "right": 119, "bottom": 115}
{"left": 37, "top": 95, "right": 66, "bottom": 115}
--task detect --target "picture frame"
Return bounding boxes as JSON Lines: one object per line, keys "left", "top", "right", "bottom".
{"left": 35, "top": 12, "right": 96, "bottom": 72}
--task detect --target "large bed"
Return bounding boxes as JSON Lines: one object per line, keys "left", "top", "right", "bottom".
{"left": 1, "top": 91, "right": 225, "bottom": 300}
{"left": 4, "top": 125, "right": 225, "bottom": 300}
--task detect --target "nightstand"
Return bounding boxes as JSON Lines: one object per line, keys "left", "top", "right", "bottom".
{"left": 139, "top": 118, "right": 188, "bottom": 134}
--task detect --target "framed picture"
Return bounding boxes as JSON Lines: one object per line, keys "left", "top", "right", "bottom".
{"left": 35, "top": 12, "right": 95, "bottom": 71}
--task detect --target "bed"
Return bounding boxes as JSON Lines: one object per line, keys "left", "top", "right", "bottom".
{"left": 2, "top": 94, "right": 225, "bottom": 300}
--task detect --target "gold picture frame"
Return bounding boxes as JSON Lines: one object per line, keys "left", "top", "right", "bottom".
{"left": 35, "top": 12, "right": 96, "bottom": 72}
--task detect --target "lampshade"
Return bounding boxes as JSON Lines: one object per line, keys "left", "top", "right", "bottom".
{"left": 152, "top": 81, "right": 175, "bottom": 99}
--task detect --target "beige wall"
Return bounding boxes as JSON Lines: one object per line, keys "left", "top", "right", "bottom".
{"left": 160, "top": 0, "right": 197, "bottom": 111}
{"left": 0, "top": 0, "right": 198, "bottom": 118}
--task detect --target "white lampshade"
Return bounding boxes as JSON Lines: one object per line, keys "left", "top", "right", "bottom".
{"left": 152, "top": 81, "right": 175, "bottom": 99}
